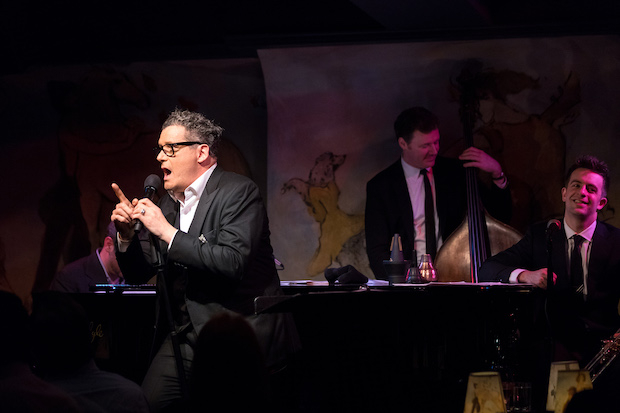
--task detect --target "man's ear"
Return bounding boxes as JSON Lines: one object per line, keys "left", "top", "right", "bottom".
{"left": 398, "top": 137, "right": 407, "bottom": 151}
{"left": 103, "top": 236, "right": 115, "bottom": 251}
{"left": 597, "top": 197, "right": 608, "bottom": 211}
{"left": 561, "top": 187, "right": 567, "bottom": 203}
{"left": 197, "top": 144, "right": 210, "bottom": 162}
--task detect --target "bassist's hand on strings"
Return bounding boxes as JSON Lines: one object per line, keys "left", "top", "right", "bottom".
{"left": 459, "top": 147, "right": 506, "bottom": 186}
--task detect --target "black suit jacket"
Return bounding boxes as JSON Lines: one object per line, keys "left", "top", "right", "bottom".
{"left": 51, "top": 250, "right": 107, "bottom": 293}
{"left": 365, "top": 156, "right": 512, "bottom": 279}
{"left": 479, "top": 220, "right": 620, "bottom": 360}
{"left": 117, "top": 166, "right": 300, "bottom": 366}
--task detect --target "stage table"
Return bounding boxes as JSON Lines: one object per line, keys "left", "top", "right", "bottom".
{"left": 258, "top": 281, "right": 538, "bottom": 413}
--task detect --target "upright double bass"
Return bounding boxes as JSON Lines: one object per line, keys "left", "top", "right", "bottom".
{"left": 435, "top": 67, "right": 522, "bottom": 282}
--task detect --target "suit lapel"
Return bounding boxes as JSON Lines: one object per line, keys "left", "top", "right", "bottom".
{"left": 188, "top": 166, "right": 222, "bottom": 237}
{"left": 551, "top": 226, "right": 569, "bottom": 287}
{"left": 156, "top": 194, "right": 179, "bottom": 253}
{"left": 165, "top": 198, "right": 178, "bottom": 227}
{"left": 588, "top": 221, "right": 609, "bottom": 282}
{"left": 432, "top": 157, "right": 453, "bottom": 238}
{"left": 394, "top": 162, "right": 415, "bottom": 243}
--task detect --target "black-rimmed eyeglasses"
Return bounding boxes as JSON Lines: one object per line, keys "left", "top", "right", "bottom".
{"left": 153, "top": 141, "right": 203, "bottom": 157}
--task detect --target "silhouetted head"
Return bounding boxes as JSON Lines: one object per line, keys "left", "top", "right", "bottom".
{"left": 30, "top": 291, "right": 93, "bottom": 376}
{"left": 0, "top": 290, "right": 31, "bottom": 365}
{"left": 190, "top": 312, "right": 269, "bottom": 411}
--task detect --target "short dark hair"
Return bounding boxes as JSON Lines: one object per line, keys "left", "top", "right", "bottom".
{"left": 162, "top": 108, "right": 224, "bottom": 158}
{"left": 105, "top": 221, "right": 117, "bottom": 240}
{"left": 104, "top": 222, "right": 118, "bottom": 253}
{"left": 565, "top": 155, "right": 610, "bottom": 197}
{"left": 394, "top": 107, "right": 439, "bottom": 143}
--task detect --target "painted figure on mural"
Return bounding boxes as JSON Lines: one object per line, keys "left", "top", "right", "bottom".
{"left": 282, "top": 152, "right": 366, "bottom": 276}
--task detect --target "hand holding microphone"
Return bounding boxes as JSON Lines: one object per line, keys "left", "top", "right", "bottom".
{"left": 132, "top": 175, "right": 177, "bottom": 244}
{"left": 111, "top": 174, "right": 162, "bottom": 241}
{"left": 134, "top": 174, "right": 162, "bottom": 232}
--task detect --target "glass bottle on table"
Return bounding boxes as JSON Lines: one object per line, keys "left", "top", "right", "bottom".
{"left": 418, "top": 254, "right": 437, "bottom": 282}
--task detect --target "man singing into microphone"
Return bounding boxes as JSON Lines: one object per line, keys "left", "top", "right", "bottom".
{"left": 480, "top": 155, "right": 620, "bottom": 364}
{"left": 111, "top": 109, "right": 299, "bottom": 412}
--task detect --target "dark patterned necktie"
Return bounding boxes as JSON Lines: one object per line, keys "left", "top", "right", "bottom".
{"left": 420, "top": 169, "right": 437, "bottom": 260}
{"left": 570, "top": 235, "right": 585, "bottom": 291}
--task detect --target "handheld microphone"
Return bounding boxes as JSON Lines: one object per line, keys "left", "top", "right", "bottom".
{"left": 134, "top": 174, "right": 162, "bottom": 232}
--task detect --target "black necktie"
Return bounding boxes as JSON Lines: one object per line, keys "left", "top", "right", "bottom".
{"left": 420, "top": 169, "right": 437, "bottom": 260}
{"left": 570, "top": 235, "right": 585, "bottom": 291}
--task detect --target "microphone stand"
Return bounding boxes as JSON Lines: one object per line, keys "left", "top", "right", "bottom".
{"left": 546, "top": 229, "right": 554, "bottom": 295}
{"left": 149, "top": 232, "right": 189, "bottom": 402}
{"left": 544, "top": 226, "right": 557, "bottom": 376}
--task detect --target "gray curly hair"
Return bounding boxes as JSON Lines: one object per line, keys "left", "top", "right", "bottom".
{"left": 162, "top": 108, "right": 224, "bottom": 158}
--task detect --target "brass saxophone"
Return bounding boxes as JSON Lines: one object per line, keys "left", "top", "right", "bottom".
{"left": 585, "top": 328, "right": 620, "bottom": 383}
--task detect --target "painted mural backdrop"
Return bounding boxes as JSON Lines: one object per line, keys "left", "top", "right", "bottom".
{"left": 259, "top": 36, "right": 620, "bottom": 280}
{"left": 2, "top": 35, "right": 620, "bottom": 300}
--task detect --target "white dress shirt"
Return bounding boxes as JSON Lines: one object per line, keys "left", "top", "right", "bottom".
{"left": 401, "top": 158, "right": 441, "bottom": 265}
{"left": 168, "top": 163, "right": 217, "bottom": 247}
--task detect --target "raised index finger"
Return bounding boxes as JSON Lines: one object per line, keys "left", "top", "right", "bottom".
{"left": 111, "top": 183, "right": 130, "bottom": 205}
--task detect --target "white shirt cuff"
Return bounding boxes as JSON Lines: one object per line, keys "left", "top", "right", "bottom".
{"left": 168, "top": 229, "right": 179, "bottom": 251}
{"left": 116, "top": 233, "right": 131, "bottom": 253}
{"left": 509, "top": 269, "right": 526, "bottom": 284}
{"left": 494, "top": 175, "right": 508, "bottom": 189}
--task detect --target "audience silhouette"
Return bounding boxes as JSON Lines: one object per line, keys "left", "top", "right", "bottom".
{"left": 188, "top": 311, "right": 271, "bottom": 412}
{"left": 30, "top": 290, "right": 149, "bottom": 413}
{"left": 0, "top": 290, "right": 82, "bottom": 412}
